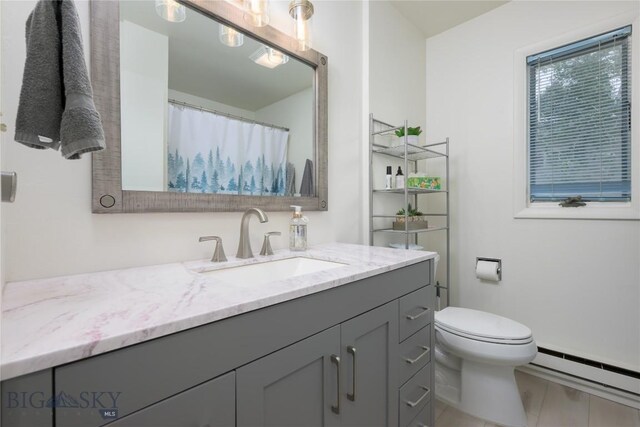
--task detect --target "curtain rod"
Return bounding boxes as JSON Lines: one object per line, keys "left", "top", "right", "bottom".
{"left": 168, "top": 98, "right": 290, "bottom": 132}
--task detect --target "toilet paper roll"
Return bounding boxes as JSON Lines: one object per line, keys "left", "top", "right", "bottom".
{"left": 476, "top": 260, "right": 500, "bottom": 281}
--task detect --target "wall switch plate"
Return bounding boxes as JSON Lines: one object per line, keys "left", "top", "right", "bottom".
{"left": 1, "top": 171, "right": 17, "bottom": 203}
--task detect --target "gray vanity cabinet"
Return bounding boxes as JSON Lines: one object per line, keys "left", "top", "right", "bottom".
{"left": 2, "top": 260, "right": 434, "bottom": 427}
{"left": 108, "top": 371, "right": 235, "bottom": 427}
{"left": 237, "top": 326, "right": 341, "bottom": 427}
{"left": 340, "top": 301, "right": 399, "bottom": 427}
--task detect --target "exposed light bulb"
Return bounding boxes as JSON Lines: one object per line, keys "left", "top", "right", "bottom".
{"left": 267, "top": 48, "right": 289, "bottom": 66}
{"left": 219, "top": 25, "right": 244, "bottom": 47}
{"left": 155, "top": 0, "right": 186, "bottom": 23}
{"left": 243, "top": 0, "right": 270, "bottom": 27}
{"left": 288, "top": 0, "right": 314, "bottom": 52}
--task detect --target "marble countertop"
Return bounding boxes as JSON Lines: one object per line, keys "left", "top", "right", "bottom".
{"left": 1, "top": 243, "right": 435, "bottom": 381}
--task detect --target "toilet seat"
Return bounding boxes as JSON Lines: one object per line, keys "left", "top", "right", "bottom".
{"left": 436, "top": 326, "right": 537, "bottom": 366}
{"left": 436, "top": 323, "right": 534, "bottom": 345}
{"left": 435, "top": 307, "right": 533, "bottom": 345}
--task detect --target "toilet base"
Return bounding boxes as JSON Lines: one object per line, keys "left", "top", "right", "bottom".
{"left": 436, "top": 358, "right": 528, "bottom": 427}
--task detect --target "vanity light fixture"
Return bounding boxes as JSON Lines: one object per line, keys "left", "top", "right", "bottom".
{"left": 288, "top": 0, "right": 314, "bottom": 51}
{"left": 250, "top": 46, "right": 289, "bottom": 69}
{"left": 243, "top": 0, "right": 270, "bottom": 27}
{"left": 219, "top": 25, "right": 244, "bottom": 47}
{"left": 155, "top": 0, "right": 186, "bottom": 23}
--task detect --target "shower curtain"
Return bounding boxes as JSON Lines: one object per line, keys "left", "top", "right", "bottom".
{"left": 166, "top": 103, "right": 289, "bottom": 196}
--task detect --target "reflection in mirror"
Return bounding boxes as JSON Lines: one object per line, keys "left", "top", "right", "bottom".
{"left": 119, "top": 1, "right": 315, "bottom": 198}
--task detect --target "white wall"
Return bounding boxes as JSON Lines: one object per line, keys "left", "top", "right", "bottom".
{"left": 0, "top": 0, "right": 364, "bottom": 282}
{"left": 426, "top": 1, "right": 640, "bottom": 370}
{"left": 120, "top": 20, "right": 168, "bottom": 192}
{"left": 255, "top": 87, "right": 313, "bottom": 193}
{"left": 366, "top": 2, "right": 433, "bottom": 253}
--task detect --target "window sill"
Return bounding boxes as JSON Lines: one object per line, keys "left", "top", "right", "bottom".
{"left": 514, "top": 203, "right": 640, "bottom": 220}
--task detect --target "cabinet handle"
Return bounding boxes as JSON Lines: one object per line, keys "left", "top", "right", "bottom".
{"left": 404, "top": 386, "right": 430, "bottom": 408}
{"left": 404, "top": 346, "right": 430, "bottom": 364}
{"left": 330, "top": 354, "right": 340, "bottom": 414}
{"left": 416, "top": 424, "right": 429, "bottom": 427}
{"left": 347, "top": 346, "right": 356, "bottom": 401}
{"left": 406, "top": 307, "right": 430, "bottom": 320}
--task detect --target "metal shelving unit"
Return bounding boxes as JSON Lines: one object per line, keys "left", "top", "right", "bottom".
{"left": 368, "top": 113, "right": 450, "bottom": 307}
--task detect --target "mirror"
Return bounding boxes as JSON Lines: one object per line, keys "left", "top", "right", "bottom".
{"left": 91, "top": 0, "right": 328, "bottom": 213}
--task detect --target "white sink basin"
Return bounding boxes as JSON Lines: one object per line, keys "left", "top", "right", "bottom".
{"left": 198, "top": 257, "right": 348, "bottom": 286}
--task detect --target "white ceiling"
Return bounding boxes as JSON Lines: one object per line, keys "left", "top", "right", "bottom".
{"left": 389, "top": 0, "right": 509, "bottom": 38}
{"left": 120, "top": 1, "right": 314, "bottom": 112}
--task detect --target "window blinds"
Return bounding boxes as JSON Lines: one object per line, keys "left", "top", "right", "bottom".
{"left": 527, "top": 26, "right": 632, "bottom": 202}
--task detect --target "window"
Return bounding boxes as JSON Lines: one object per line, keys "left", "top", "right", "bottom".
{"left": 527, "top": 26, "right": 632, "bottom": 203}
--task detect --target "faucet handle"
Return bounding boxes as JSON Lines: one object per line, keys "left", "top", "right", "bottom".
{"left": 260, "top": 231, "right": 281, "bottom": 256}
{"left": 199, "top": 236, "right": 227, "bottom": 262}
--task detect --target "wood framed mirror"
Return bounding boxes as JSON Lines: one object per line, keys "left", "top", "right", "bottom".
{"left": 91, "top": 0, "right": 328, "bottom": 213}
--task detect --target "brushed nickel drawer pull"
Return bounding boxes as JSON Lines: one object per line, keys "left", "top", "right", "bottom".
{"left": 347, "top": 346, "right": 357, "bottom": 401}
{"left": 406, "top": 307, "right": 430, "bottom": 320}
{"left": 404, "top": 386, "right": 430, "bottom": 408}
{"left": 330, "top": 354, "right": 341, "bottom": 414}
{"left": 404, "top": 346, "right": 430, "bottom": 364}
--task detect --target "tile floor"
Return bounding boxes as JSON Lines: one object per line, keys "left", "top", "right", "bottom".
{"left": 435, "top": 371, "right": 640, "bottom": 427}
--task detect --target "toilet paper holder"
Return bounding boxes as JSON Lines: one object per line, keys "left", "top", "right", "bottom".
{"left": 476, "top": 257, "right": 502, "bottom": 281}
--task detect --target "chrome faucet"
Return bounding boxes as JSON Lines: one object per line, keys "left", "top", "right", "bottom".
{"left": 236, "top": 208, "right": 269, "bottom": 259}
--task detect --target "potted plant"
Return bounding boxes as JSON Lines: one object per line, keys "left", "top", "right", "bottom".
{"left": 395, "top": 126, "right": 422, "bottom": 145}
{"left": 393, "top": 203, "right": 428, "bottom": 230}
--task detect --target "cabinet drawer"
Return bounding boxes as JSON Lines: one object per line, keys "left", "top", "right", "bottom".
{"left": 399, "top": 363, "right": 432, "bottom": 427}
{"left": 399, "top": 325, "right": 431, "bottom": 386}
{"left": 399, "top": 286, "right": 433, "bottom": 341}
{"left": 107, "top": 372, "right": 235, "bottom": 427}
{"left": 406, "top": 403, "right": 432, "bottom": 427}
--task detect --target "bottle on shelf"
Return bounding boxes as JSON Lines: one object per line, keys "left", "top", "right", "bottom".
{"left": 385, "top": 166, "right": 393, "bottom": 189}
{"left": 396, "top": 166, "right": 405, "bottom": 189}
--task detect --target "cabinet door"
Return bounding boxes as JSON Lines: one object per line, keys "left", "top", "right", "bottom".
{"left": 340, "top": 301, "right": 399, "bottom": 427}
{"left": 1, "top": 370, "right": 53, "bottom": 427}
{"left": 237, "top": 326, "right": 341, "bottom": 427}
{"left": 107, "top": 372, "right": 234, "bottom": 427}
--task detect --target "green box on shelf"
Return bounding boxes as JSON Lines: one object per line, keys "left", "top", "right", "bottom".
{"left": 407, "top": 176, "right": 441, "bottom": 190}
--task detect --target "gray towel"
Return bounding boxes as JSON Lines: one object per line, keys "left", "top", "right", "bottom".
{"left": 299, "top": 159, "right": 314, "bottom": 197}
{"left": 15, "top": 0, "right": 105, "bottom": 159}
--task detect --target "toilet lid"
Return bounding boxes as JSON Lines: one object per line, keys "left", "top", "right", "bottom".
{"left": 435, "top": 307, "right": 532, "bottom": 343}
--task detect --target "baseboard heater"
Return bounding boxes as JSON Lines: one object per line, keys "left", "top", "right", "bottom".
{"left": 530, "top": 347, "right": 640, "bottom": 397}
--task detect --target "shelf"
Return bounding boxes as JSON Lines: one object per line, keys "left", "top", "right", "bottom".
{"left": 371, "top": 117, "right": 397, "bottom": 128}
{"left": 371, "top": 127, "right": 403, "bottom": 136}
{"left": 372, "top": 226, "right": 448, "bottom": 234}
{"left": 369, "top": 114, "right": 451, "bottom": 307}
{"left": 372, "top": 142, "right": 447, "bottom": 161}
{"left": 373, "top": 188, "right": 447, "bottom": 194}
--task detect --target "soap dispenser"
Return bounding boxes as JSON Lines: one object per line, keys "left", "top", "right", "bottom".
{"left": 289, "top": 205, "right": 308, "bottom": 251}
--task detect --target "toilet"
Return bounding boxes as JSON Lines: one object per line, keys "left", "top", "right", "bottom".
{"left": 432, "top": 255, "right": 537, "bottom": 427}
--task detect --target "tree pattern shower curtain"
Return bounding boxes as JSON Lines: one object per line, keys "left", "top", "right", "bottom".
{"left": 167, "top": 103, "right": 289, "bottom": 196}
